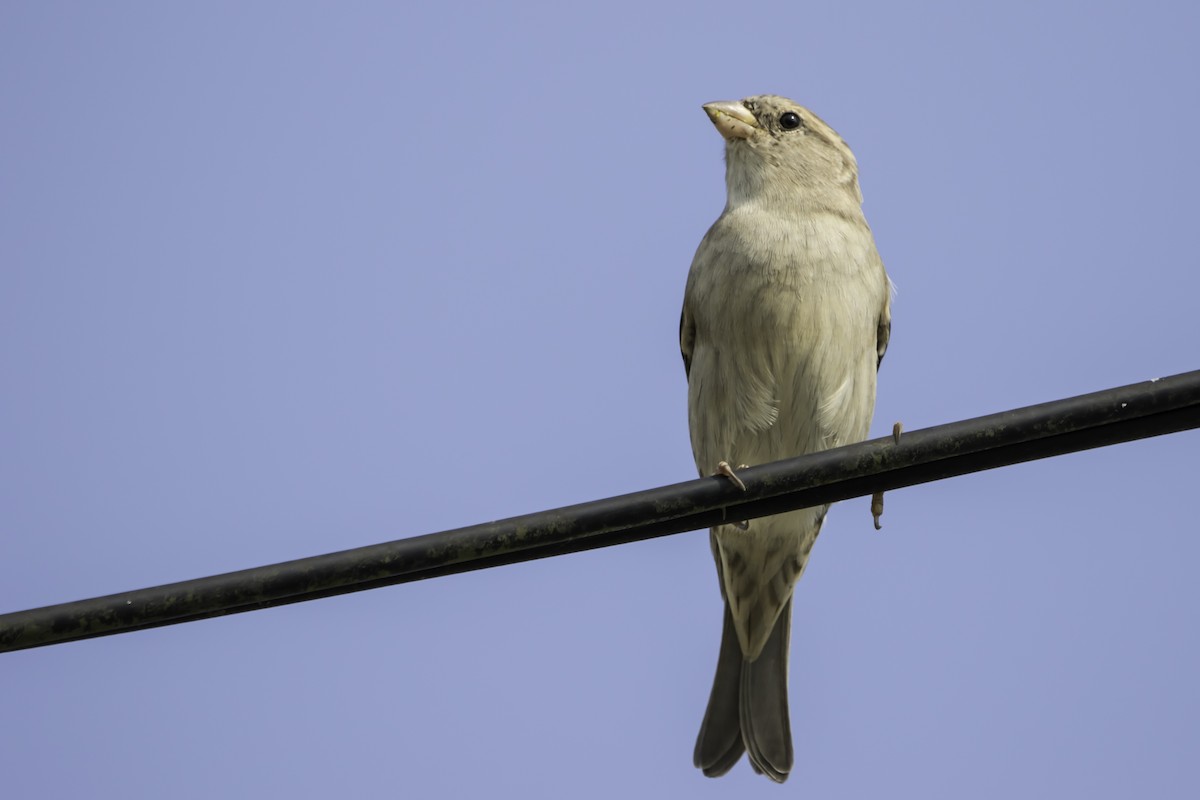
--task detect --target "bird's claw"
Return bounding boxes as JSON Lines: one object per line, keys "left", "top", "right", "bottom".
{"left": 714, "top": 461, "right": 750, "bottom": 529}
{"left": 871, "top": 423, "right": 903, "bottom": 530}
{"left": 714, "top": 461, "right": 747, "bottom": 492}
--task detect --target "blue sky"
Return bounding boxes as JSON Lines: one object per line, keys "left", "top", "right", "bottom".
{"left": 2, "top": 2, "right": 1198, "bottom": 797}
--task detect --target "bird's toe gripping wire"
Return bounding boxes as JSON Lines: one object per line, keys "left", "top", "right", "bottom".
{"left": 870, "top": 422, "right": 903, "bottom": 530}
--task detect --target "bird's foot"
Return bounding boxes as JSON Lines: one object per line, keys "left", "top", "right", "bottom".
{"left": 713, "top": 461, "right": 750, "bottom": 529}
{"left": 871, "top": 422, "right": 903, "bottom": 530}
{"left": 713, "top": 461, "right": 748, "bottom": 492}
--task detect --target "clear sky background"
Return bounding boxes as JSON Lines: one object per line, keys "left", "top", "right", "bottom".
{"left": 3, "top": 2, "right": 1198, "bottom": 797}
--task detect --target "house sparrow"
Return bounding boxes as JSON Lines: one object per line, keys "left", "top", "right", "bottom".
{"left": 681, "top": 95, "right": 891, "bottom": 782}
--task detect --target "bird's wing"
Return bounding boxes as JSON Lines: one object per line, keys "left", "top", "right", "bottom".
{"left": 680, "top": 303, "right": 695, "bottom": 379}
{"left": 876, "top": 272, "right": 893, "bottom": 369}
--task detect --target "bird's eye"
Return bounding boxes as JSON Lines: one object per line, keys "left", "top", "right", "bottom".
{"left": 779, "top": 112, "right": 802, "bottom": 130}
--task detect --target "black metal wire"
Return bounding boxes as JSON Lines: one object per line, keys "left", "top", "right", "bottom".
{"left": 2, "top": 369, "right": 1199, "bottom": 654}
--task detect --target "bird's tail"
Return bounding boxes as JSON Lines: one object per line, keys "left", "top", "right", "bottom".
{"left": 694, "top": 597, "right": 793, "bottom": 782}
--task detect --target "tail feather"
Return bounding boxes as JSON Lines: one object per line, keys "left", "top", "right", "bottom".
{"left": 694, "top": 604, "right": 745, "bottom": 776}
{"left": 741, "top": 598, "right": 793, "bottom": 782}
{"left": 694, "top": 598, "right": 794, "bottom": 783}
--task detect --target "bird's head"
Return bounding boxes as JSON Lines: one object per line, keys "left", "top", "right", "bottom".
{"left": 703, "top": 95, "right": 863, "bottom": 208}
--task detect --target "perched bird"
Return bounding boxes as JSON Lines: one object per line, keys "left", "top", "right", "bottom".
{"left": 681, "top": 95, "right": 891, "bottom": 782}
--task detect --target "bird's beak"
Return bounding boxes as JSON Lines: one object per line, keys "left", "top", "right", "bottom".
{"left": 703, "top": 100, "right": 759, "bottom": 140}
